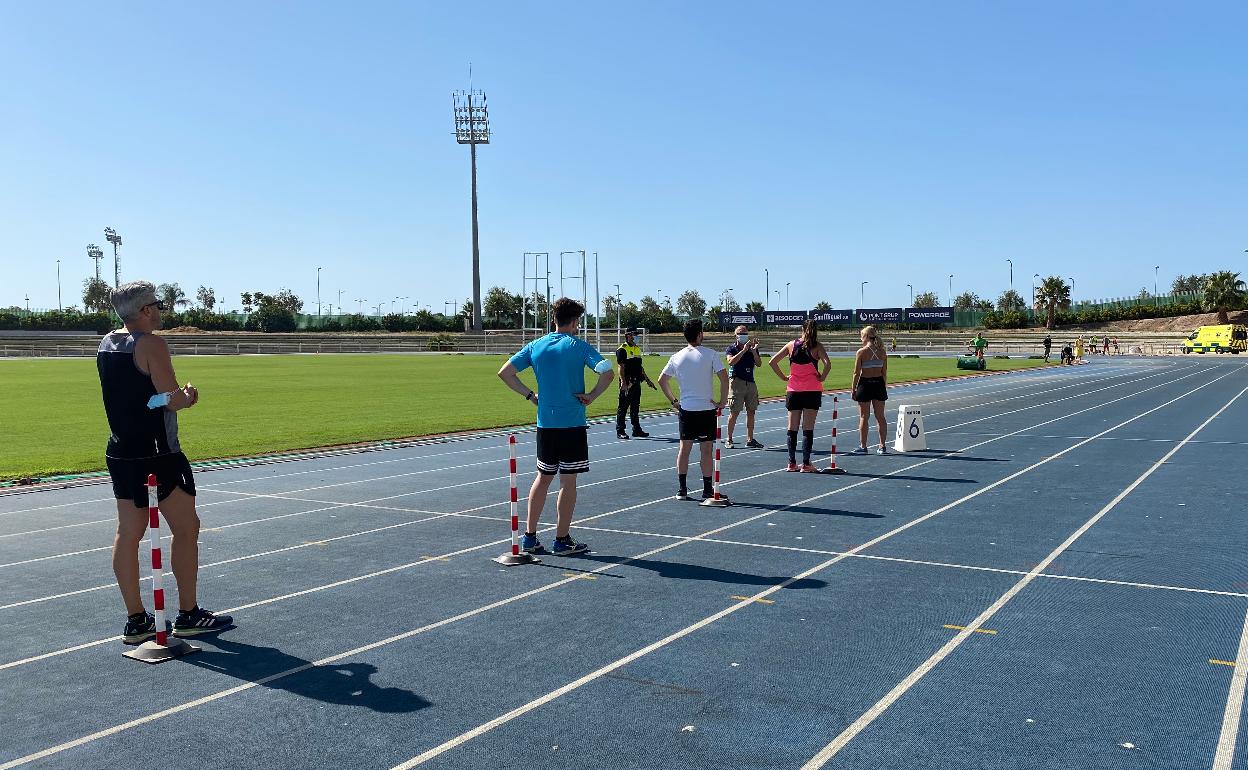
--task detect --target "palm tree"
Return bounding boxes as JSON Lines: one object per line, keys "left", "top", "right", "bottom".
{"left": 1034, "top": 276, "right": 1071, "bottom": 330}
{"left": 1202, "top": 271, "right": 1246, "bottom": 324}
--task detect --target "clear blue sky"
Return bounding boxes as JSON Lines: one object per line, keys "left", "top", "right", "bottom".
{"left": 2, "top": 1, "right": 1244, "bottom": 314}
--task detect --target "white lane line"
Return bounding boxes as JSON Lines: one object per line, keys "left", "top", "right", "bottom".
{"left": 0, "top": 366, "right": 1207, "bottom": 766}
{"left": 0, "top": 363, "right": 1102, "bottom": 520}
{"left": 574, "top": 526, "right": 1248, "bottom": 600}
{"left": 0, "top": 362, "right": 1201, "bottom": 661}
{"left": 1213, "top": 608, "right": 1248, "bottom": 770}
{"left": 385, "top": 365, "right": 1241, "bottom": 769}
{"left": 801, "top": 376, "right": 1248, "bottom": 770}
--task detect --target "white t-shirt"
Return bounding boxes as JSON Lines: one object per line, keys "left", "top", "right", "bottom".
{"left": 661, "top": 345, "right": 726, "bottom": 411}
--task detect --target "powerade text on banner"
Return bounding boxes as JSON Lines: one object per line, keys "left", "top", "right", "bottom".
{"left": 811, "top": 310, "right": 853, "bottom": 324}
{"left": 763, "top": 310, "right": 808, "bottom": 326}
{"left": 856, "top": 308, "right": 903, "bottom": 324}
{"left": 718, "top": 312, "right": 762, "bottom": 329}
{"left": 905, "top": 307, "right": 954, "bottom": 323}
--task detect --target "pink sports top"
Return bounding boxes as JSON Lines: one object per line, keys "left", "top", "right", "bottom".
{"left": 786, "top": 339, "right": 822, "bottom": 393}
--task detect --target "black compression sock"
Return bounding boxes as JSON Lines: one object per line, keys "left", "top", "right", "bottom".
{"left": 787, "top": 430, "right": 798, "bottom": 463}
{"left": 802, "top": 430, "right": 815, "bottom": 465}
{"left": 128, "top": 611, "right": 147, "bottom": 622}
{"left": 678, "top": 473, "right": 688, "bottom": 491}
{"left": 702, "top": 476, "right": 713, "bottom": 494}
{"left": 525, "top": 531, "right": 537, "bottom": 538}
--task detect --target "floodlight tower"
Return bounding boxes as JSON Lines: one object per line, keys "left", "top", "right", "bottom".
{"left": 87, "top": 244, "right": 104, "bottom": 281}
{"left": 453, "top": 83, "right": 490, "bottom": 333}
{"left": 104, "top": 228, "right": 122, "bottom": 287}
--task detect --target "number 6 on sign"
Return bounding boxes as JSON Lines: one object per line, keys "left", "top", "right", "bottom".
{"left": 893, "top": 404, "right": 926, "bottom": 452}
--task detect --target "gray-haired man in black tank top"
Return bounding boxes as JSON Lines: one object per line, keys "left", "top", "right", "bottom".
{"left": 99, "top": 281, "right": 232, "bottom": 644}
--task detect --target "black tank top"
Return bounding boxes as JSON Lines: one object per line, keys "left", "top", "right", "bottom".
{"left": 97, "top": 331, "right": 181, "bottom": 459}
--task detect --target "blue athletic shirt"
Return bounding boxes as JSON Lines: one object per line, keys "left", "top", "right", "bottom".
{"left": 509, "top": 332, "right": 607, "bottom": 428}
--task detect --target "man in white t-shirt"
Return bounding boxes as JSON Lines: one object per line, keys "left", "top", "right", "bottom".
{"left": 659, "top": 319, "right": 729, "bottom": 501}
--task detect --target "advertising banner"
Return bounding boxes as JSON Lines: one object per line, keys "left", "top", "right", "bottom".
{"left": 810, "top": 309, "right": 853, "bottom": 325}
{"left": 718, "top": 311, "right": 762, "bottom": 329}
{"left": 904, "top": 307, "right": 954, "bottom": 323}
{"left": 761, "top": 310, "right": 809, "bottom": 326}
{"left": 856, "top": 307, "right": 904, "bottom": 324}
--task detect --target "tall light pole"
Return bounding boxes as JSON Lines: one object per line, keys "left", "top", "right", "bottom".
{"left": 1032, "top": 273, "right": 1040, "bottom": 314}
{"left": 764, "top": 269, "right": 769, "bottom": 310}
{"left": 906, "top": 284, "right": 913, "bottom": 306}
{"left": 860, "top": 281, "right": 868, "bottom": 307}
{"left": 948, "top": 274, "right": 954, "bottom": 307}
{"left": 337, "top": 290, "right": 344, "bottom": 315}
{"left": 785, "top": 282, "right": 790, "bottom": 308}
{"left": 103, "top": 228, "right": 122, "bottom": 288}
{"left": 87, "top": 244, "right": 103, "bottom": 281}
{"left": 1153, "top": 265, "right": 1160, "bottom": 307}
{"left": 613, "top": 283, "right": 621, "bottom": 344}
{"left": 56, "top": 260, "right": 62, "bottom": 311}
{"left": 453, "top": 81, "right": 490, "bottom": 332}
{"left": 773, "top": 290, "right": 781, "bottom": 307}
{"left": 593, "top": 252, "right": 601, "bottom": 350}
{"left": 317, "top": 267, "right": 322, "bottom": 316}
{"left": 25, "top": 294, "right": 30, "bottom": 312}
{"left": 1007, "top": 259, "right": 1013, "bottom": 292}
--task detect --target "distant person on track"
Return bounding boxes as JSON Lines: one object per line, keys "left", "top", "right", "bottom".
{"left": 769, "top": 319, "right": 831, "bottom": 471}
{"left": 1042, "top": 334, "right": 1052, "bottom": 362}
{"left": 850, "top": 325, "right": 890, "bottom": 455}
{"left": 498, "top": 297, "right": 615, "bottom": 556}
{"left": 1103, "top": 336, "right": 1111, "bottom": 355}
{"left": 99, "top": 281, "right": 233, "bottom": 645}
{"left": 1090, "top": 335, "right": 1099, "bottom": 355}
{"left": 1074, "top": 337, "right": 1085, "bottom": 360}
{"left": 724, "top": 325, "right": 763, "bottom": 449}
{"left": 614, "top": 327, "right": 655, "bottom": 440}
{"left": 1061, "top": 342, "right": 1075, "bottom": 365}
{"left": 970, "top": 332, "right": 988, "bottom": 360}
{"left": 660, "top": 319, "right": 729, "bottom": 501}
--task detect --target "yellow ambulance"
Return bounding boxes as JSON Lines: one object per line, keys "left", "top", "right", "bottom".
{"left": 1181, "top": 324, "right": 1248, "bottom": 354}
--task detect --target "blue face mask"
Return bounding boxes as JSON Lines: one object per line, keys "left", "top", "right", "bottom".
{"left": 147, "top": 392, "right": 170, "bottom": 409}
{"left": 737, "top": 335, "right": 749, "bottom": 344}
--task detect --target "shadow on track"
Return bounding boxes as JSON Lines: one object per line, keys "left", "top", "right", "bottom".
{"left": 187, "top": 637, "right": 430, "bottom": 713}
{"left": 575, "top": 554, "right": 828, "bottom": 589}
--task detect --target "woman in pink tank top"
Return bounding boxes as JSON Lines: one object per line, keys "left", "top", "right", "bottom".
{"left": 768, "top": 320, "right": 830, "bottom": 472}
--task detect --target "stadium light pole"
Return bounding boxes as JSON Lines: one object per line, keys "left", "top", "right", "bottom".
{"left": 453, "top": 81, "right": 490, "bottom": 332}
{"left": 56, "top": 260, "right": 62, "bottom": 311}
{"left": 104, "top": 227, "right": 122, "bottom": 288}
{"left": 785, "top": 282, "right": 790, "bottom": 308}
{"left": 1007, "top": 259, "right": 1013, "bottom": 291}
{"left": 25, "top": 294, "right": 30, "bottom": 311}
{"left": 764, "top": 269, "right": 769, "bottom": 311}
{"left": 612, "top": 283, "right": 622, "bottom": 344}
{"left": 1153, "top": 265, "right": 1159, "bottom": 308}
{"left": 948, "top": 274, "right": 954, "bottom": 307}
{"left": 1032, "top": 273, "right": 1040, "bottom": 316}
{"left": 317, "top": 267, "right": 322, "bottom": 317}
{"left": 773, "top": 290, "right": 780, "bottom": 307}
{"left": 1068, "top": 277, "right": 1075, "bottom": 309}
{"left": 906, "top": 284, "right": 913, "bottom": 306}
{"left": 87, "top": 244, "right": 103, "bottom": 281}
{"left": 860, "top": 281, "right": 868, "bottom": 307}
{"left": 337, "top": 290, "right": 344, "bottom": 314}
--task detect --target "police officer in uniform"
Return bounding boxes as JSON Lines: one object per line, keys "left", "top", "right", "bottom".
{"left": 616, "top": 328, "right": 656, "bottom": 439}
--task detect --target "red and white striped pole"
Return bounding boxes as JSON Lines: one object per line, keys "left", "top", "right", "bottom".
{"left": 508, "top": 434, "right": 519, "bottom": 556}
{"left": 495, "top": 434, "right": 538, "bottom": 564}
{"left": 702, "top": 409, "right": 731, "bottom": 505}
{"left": 146, "top": 474, "right": 168, "bottom": 646}
{"left": 824, "top": 395, "right": 847, "bottom": 474}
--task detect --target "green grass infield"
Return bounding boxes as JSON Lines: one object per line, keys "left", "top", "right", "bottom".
{"left": 0, "top": 353, "right": 1053, "bottom": 480}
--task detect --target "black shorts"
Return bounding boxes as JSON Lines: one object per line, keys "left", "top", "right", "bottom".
{"left": 678, "top": 409, "right": 717, "bottom": 442}
{"left": 853, "top": 376, "right": 888, "bottom": 403}
{"left": 785, "top": 391, "right": 822, "bottom": 411}
{"left": 106, "top": 452, "right": 196, "bottom": 509}
{"left": 536, "top": 427, "right": 589, "bottom": 475}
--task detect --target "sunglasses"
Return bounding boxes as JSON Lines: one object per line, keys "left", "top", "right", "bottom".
{"left": 142, "top": 300, "right": 167, "bottom": 312}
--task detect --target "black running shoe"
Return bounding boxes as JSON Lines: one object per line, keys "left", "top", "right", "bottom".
{"left": 172, "top": 606, "right": 234, "bottom": 637}
{"left": 121, "top": 612, "right": 170, "bottom": 645}
{"left": 632, "top": 427, "right": 650, "bottom": 438}
{"left": 676, "top": 488, "right": 690, "bottom": 500}
{"left": 616, "top": 430, "right": 630, "bottom": 440}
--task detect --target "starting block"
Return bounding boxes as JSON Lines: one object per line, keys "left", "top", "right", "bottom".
{"left": 893, "top": 404, "right": 926, "bottom": 452}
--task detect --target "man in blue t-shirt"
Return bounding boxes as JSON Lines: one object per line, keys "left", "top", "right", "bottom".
{"left": 724, "top": 325, "right": 763, "bottom": 449}
{"left": 498, "top": 297, "right": 615, "bottom": 556}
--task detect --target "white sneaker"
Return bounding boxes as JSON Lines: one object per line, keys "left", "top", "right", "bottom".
{"left": 724, "top": 438, "right": 735, "bottom": 449}
{"left": 876, "top": 446, "right": 889, "bottom": 455}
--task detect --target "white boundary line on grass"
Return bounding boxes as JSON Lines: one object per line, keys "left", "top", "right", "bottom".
{"left": 800, "top": 374, "right": 1248, "bottom": 770}
{"left": 0, "top": 366, "right": 1223, "bottom": 767}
